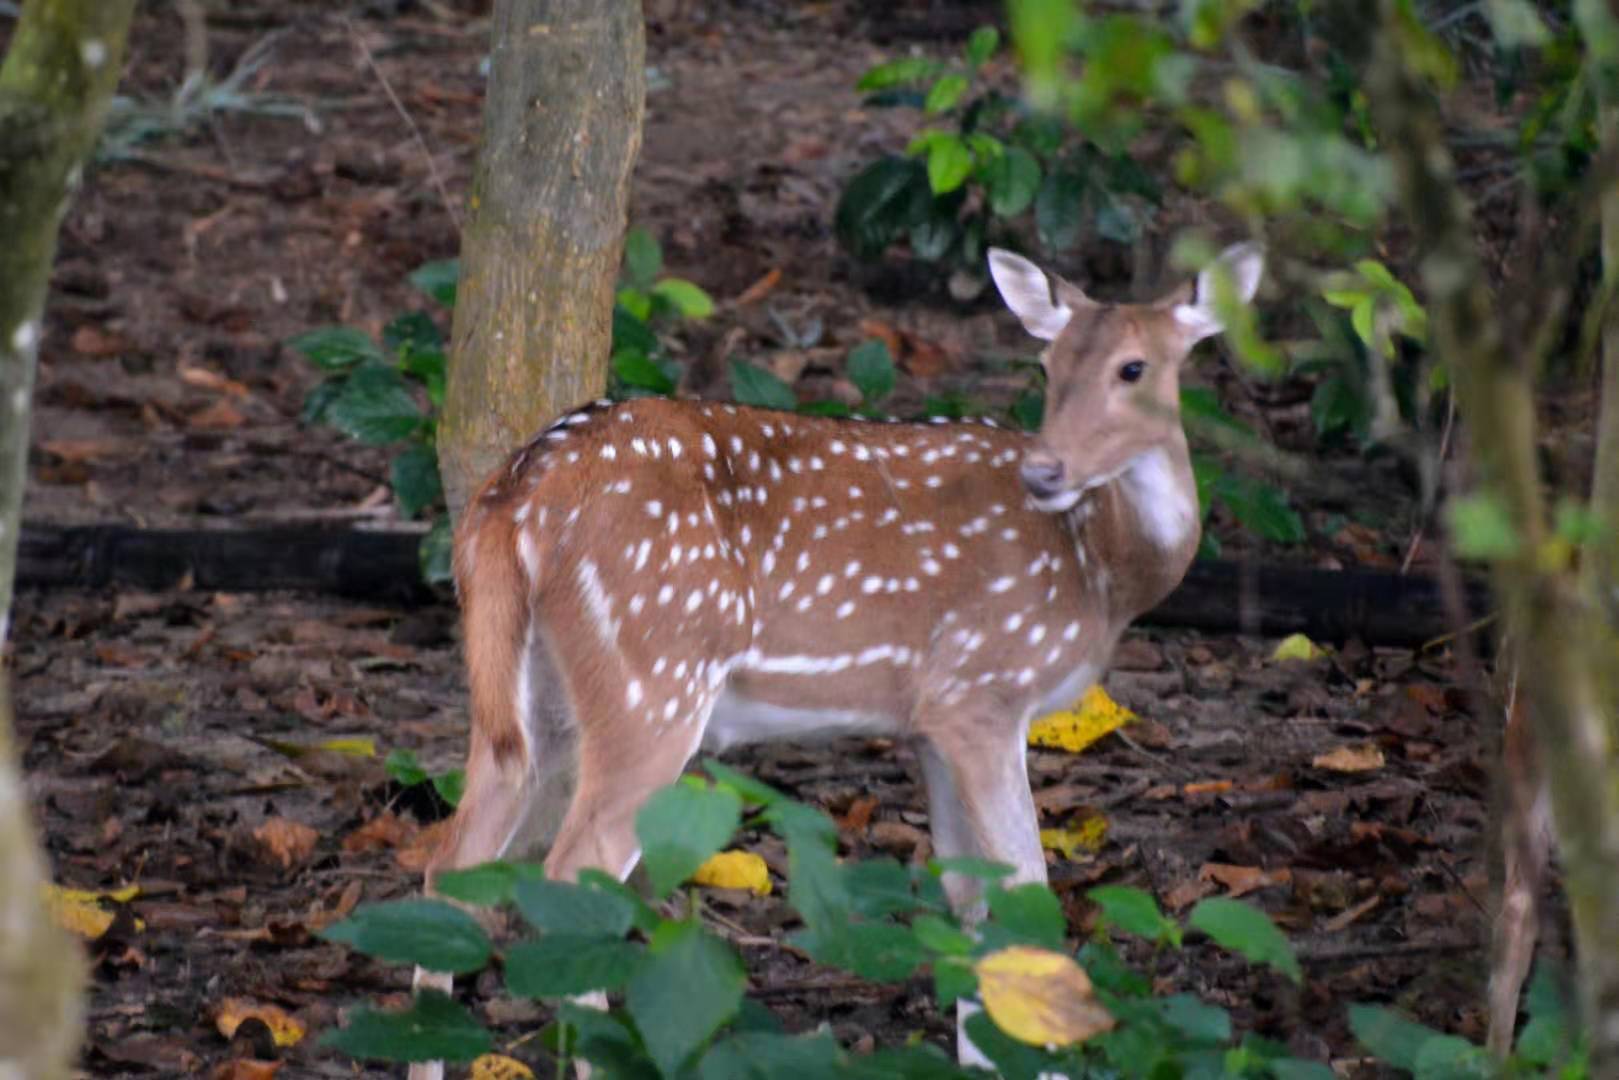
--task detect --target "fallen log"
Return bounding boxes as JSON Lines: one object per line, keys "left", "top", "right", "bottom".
{"left": 16, "top": 523, "right": 1489, "bottom": 646}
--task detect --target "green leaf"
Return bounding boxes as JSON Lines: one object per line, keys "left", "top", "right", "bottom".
{"left": 614, "top": 349, "right": 677, "bottom": 395}
{"left": 287, "top": 326, "right": 382, "bottom": 371}
{"left": 506, "top": 935, "right": 645, "bottom": 998}
{"left": 612, "top": 302, "right": 660, "bottom": 357}
{"left": 626, "top": 920, "right": 745, "bottom": 1077}
{"left": 419, "top": 516, "right": 452, "bottom": 585}
{"left": 431, "top": 860, "right": 544, "bottom": 906}
{"left": 321, "top": 990, "right": 490, "bottom": 1063}
{"left": 319, "top": 900, "right": 491, "bottom": 974}
{"left": 398, "top": 344, "right": 447, "bottom": 408}
{"left": 930, "top": 856, "right": 1015, "bottom": 881}
{"left": 514, "top": 877, "right": 637, "bottom": 938}
{"left": 911, "top": 913, "right": 975, "bottom": 955}
{"left": 1180, "top": 386, "right": 1255, "bottom": 441}
{"left": 932, "top": 955, "right": 978, "bottom": 1008}
{"left": 1159, "top": 994, "right": 1230, "bottom": 1044}
{"left": 431, "top": 768, "right": 464, "bottom": 808}
{"left": 845, "top": 858, "right": 924, "bottom": 919}
{"left": 1187, "top": 897, "right": 1301, "bottom": 984}
{"left": 391, "top": 443, "right": 443, "bottom": 520}
{"left": 963, "top": 1009, "right": 1058, "bottom": 1080}
{"left": 1267, "top": 1059, "right": 1339, "bottom": 1080}
{"left": 856, "top": 56, "right": 943, "bottom": 91}
{"left": 729, "top": 359, "right": 798, "bottom": 412}
{"left": 797, "top": 399, "right": 852, "bottom": 417}
{"left": 926, "top": 134, "right": 975, "bottom": 195}
{"left": 1412, "top": 1033, "right": 1492, "bottom": 1077}
{"left": 635, "top": 781, "right": 743, "bottom": 898}
{"left": 383, "top": 311, "right": 443, "bottom": 356}
{"left": 384, "top": 747, "right": 428, "bottom": 787}
{"left": 1011, "top": 387, "right": 1044, "bottom": 432}
{"left": 1094, "top": 195, "right": 1138, "bottom": 244}
{"left": 701, "top": 759, "right": 787, "bottom": 807}
{"left": 838, "top": 921, "right": 932, "bottom": 981}
{"left": 924, "top": 73, "right": 970, "bottom": 114}
{"left": 1087, "top": 885, "right": 1180, "bottom": 946}
{"left": 1214, "top": 474, "right": 1305, "bottom": 544}
{"left": 699, "top": 1031, "right": 844, "bottom": 1080}
{"left": 652, "top": 277, "right": 715, "bottom": 319}
{"left": 784, "top": 817, "right": 850, "bottom": 932}
{"left": 1447, "top": 493, "right": 1521, "bottom": 559}
{"left": 1348, "top": 1005, "right": 1443, "bottom": 1071}
{"left": 834, "top": 156, "right": 931, "bottom": 260}
{"left": 1351, "top": 296, "right": 1376, "bottom": 351}
{"left": 409, "top": 259, "right": 460, "bottom": 307}
{"left": 1310, "top": 374, "right": 1366, "bottom": 440}
{"left": 327, "top": 364, "right": 425, "bottom": 445}
{"left": 847, "top": 339, "right": 897, "bottom": 404}
{"left": 985, "top": 146, "right": 1041, "bottom": 217}
{"left": 624, "top": 226, "right": 663, "bottom": 288}
{"left": 986, "top": 883, "right": 1066, "bottom": 948}
{"left": 618, "top": 286, "right": 653, "bottom": 323}
{"left": 301, "top": 378, "right": 343, "bottom": 425}
{"left": 966, "top": 25, "right": 1000, "bottom": 66}
{"left": 1035, "top": 168, "right": 1086, "bottom": 251}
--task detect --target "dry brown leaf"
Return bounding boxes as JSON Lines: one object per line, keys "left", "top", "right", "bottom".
{"left": 1183, "top": 779, "right": 1233, "bottom": 796}
{"left": 342, "top": 811, "right": 413, "bottom": 853}
{"left": 1163, "top": 877, "right": 1215, "bottom": 912}
{"left": 1322, "top": 893, "right": 1381, "bottom": 932}
{"left": 179, "top": 363, "right": 251, "bottom": 398}
{"left": 1197, "top": 862, "right": 1292, "bottom": 898}
{"left": 253, "top": 818, "right": 319, "bottom": 869}
{"left": 837, "top": 796, "right": 878, "bottom": 832}
{"left": 188, "top": 399, "right": 247, "bottom": 430}
{"left": 734, "top": 267, "right": 782, "bottom": 305}
{"left": 395, "top": 819, "right": 449, "bottom": 873}
{"left": 71, "top": 325, "right": 127, "bottom": 356}
{"left": 93, "top": 641, "right": 149, "bottom": 668}
{"left": 1312, "top": 744, "right": 1386, "bottom": 773}
{"left": 212, "top": 1060, "right": 282, "bottom": 1080}
{"left": 39, "top": 438, "right": 128, "bottom": 464}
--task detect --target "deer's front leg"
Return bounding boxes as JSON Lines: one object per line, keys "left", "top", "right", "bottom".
{"left": 919, "top": 709, "right": 1048, "bottom": 1073}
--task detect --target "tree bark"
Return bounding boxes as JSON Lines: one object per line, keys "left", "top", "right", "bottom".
{"left": 438, "top": 0, "right": 645, "bottom": 513}
{"left": 1352, "top": 3, "right": 1619, "bottom": 1064}
{"left": 0, "top": 3, "right": 138, "bottom": 1074}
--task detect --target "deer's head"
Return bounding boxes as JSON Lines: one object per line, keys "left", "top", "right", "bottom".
{"left": 988, "top": 243, "right": 1264, "bottom": 513}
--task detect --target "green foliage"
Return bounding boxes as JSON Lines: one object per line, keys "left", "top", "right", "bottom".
{"left": 383, "top": 747, "right": 465, "bottom": 809}
{"left": 847, "top": 339, "right": 898, "bottom": 409}
{"left": 611, "top": 226, "right": 714, "bottom": 397}
{"left": 835, "top": 24, "right": 1166, "bottom": 275}
{"left": 321, "top": 761, "right": 1367, "bottom": 1077}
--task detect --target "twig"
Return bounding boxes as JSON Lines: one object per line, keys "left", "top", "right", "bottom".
{"left": 1400, "top": 392, "right": 1457, "bottom": 575}
{"left": 342, "top": 16, "right": 462, "bottom": 230}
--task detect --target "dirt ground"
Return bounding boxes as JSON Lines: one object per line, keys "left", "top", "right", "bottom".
{"left": 9, "top": 2, "right": 1542, "bottom": 1076}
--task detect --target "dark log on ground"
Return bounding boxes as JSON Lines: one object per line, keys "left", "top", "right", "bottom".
{"left": 16, "top": 524, "right": 1490, "bottom": 646}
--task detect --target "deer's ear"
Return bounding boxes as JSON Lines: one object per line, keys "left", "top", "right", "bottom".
{"left": 988, "top": 248, "right": 1072, "bottom": 341}
{"left": 1173, "top": 242, "right": 1265, "bottom": 342}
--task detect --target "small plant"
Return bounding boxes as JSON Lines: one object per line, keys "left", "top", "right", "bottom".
{"left": 320, "top": 762, "right": 1332, "bottom": 1078}
{"left": 609, "top": 226, "right": 716, "bottom": 398}
{"left": 834, "top": 26, "right": 1164, "bottom": 278}
{"left": 384, "top": 748, "right": 465, "bottom": 810}
{"left": 291, "top": 260, "right": 457, "bottom": 584}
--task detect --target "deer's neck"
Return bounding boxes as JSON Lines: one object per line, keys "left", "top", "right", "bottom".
{"left": 1072, "top": 436, "right": 1200, "bottom": 620}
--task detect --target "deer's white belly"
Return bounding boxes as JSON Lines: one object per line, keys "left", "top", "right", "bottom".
{"left": 701, "top": 689, "right": 897, "bottom": 752}
{"left": 1030, "top": 660, "right": 1103, "bottom": 718}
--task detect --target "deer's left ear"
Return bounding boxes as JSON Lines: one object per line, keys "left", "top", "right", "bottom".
{"left": 988, "top": 248, "right": 1074, "bottom": 341}
{"left": 1173, "top": 243, "right": 1265, "bottom": 342}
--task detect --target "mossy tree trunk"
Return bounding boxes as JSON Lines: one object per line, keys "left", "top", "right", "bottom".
{"left": 0, "top": 2, "right": 137, "bottom": 1075}
{"left": 1350, "top": 3, "right": 1619, "bottom": 1064}
{"left": 438, "top": 0, "right": 645, "bottom": 513}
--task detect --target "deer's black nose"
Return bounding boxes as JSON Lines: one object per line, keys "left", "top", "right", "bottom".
{"left": 1020, "top": 455, "right": 1066, "bottom": 499}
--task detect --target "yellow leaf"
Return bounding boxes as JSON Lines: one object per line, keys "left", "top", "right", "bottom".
{"left": 316, "top": 736, "right": 377, "bottom": 757}
{"left": 216, "top": 998, "right": 306, "bottom": 1047}
{"left": 471, "top": 1055, "right": 536, "bottom": 1080}
{"left": 1312, "top": 743, "right": 1385, "bottom": 773}
{"left": 1272, "top": 633, "right": 1326, "bottom": 661}
{"left": 1040, "top": 812, "right": 1108, "bottom": 860}
{"left": 1028, "top": 686, "right": 1135, "bottom": 753}
{"left": 692, "top": 850, "right": 772, "bottom": 896}
{"left": 42, "top": 882, "right": 142, "bottom": 939}
{"left": 974, "top": 946, "right": 1115, "bottom": 1048}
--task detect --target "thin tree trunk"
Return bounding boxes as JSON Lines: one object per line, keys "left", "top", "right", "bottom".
{"left": 438, "top": 0, "right": 645, "bottom": 513}
{"left": 1354, "top": 4, "right": 1619, "bottom": 1064}
{"left": 0, "top": 3, "right": 138, "bottom": 1074}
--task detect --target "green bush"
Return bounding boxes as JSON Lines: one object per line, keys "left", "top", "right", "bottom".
{"left": 320, "top": 762, "right": 1337, "bottom": 1078}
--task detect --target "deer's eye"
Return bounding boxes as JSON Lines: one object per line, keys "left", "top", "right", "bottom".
{"left": 1118, "top": 359, "right": 1146, "bottom": 383}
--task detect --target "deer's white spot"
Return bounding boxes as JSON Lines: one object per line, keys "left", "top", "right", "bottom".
{"left": 513, "top": 503, "right": 531, "bottom": 525}
{"left": 730, "top": 435, "right": 744, "bottom": 455}
{"left": 812, "top": 524, "right": 828, "bottom": 540}
{"left": 816, "top": 574, "right": 835, "bottom": 595}
{"left": 836, "top": 600, "right": 856, "bottom": 619}
{"left": 795, "top": 595, "right": 814, "bottom": 612}
{"left": 686, "top": 591, "right": 703, "bottom": 613}
{"left": 1004, "top": 613, "right": 1024, "bottom": 632}
{"left": 904, "top": 578, "right": 920, "bottom": 591}
{"left": 769, "top": 459, "right": 783, "bottom": 482}
{"left": 517, "top": 530, "right": 540, "bottom": 581}
{"left": 988, "top": 577, "right": 1014, "bottom": 594}
{"left": 627, "top": 680, "right": 644, "bottom": 707}
{"left": 844, "top": 560, "right": 861, "bottom": 577}
{"left": 854, "top": 444, "right": 871, "bottom": 461}
{"left": 658, "top": 584, "right": 675, "bottom": 605}
{"left": 653, "top": 657, "right": 668, "bottom": 674}
{"left": 810, "top": 456, "right": 825, "bottom": 471}
{"left": 762, "top": 551, "right": 776, "bottom": 576}
{"left": 665, "top": 698, "right": 680, "bottom": 721}
{"left": 829, "top": 439, "right": 846, "bottom": 455}
{"left": 1016, "top": 668, "right": 1036, "bottom": 686}
{"left": 860, "top": 576, "right": 883, "bottom": 594}
{"left": 921, "top": 559, "right": 941, "bottom": 576}
{"left": 877, "top": 508, "right": 899, "bottom": 526}
{"left": 1063, "top": 621, "right": 1081, "bottom": 641}
{"left": 942, "top": 542, "right": 961, "bottom": 558}
{"left": 1001, "top": 528, "right": 1019, "bottom": 541}
{"left": 778, "top": 580, "right": 795, "bottom": 599}
{"left": 848, "top": 486, "right": 862, "bottom": 499}
{"left": 749, "top": 451, "right": 761, "bottom": 471}
{"left": 702, "top": 434, "right": 717, "bottom": 458}
{"left": 11, "top": 321, "right": 38, "bottom": 352}
{"left": 645, "top": 499, "right": 663, "bottom": 518}
{"left": 81, "top": 39, "right": 108, "bottom": 68}
{"left": 1028, "top": 624, "right": 1046, "bottom": 646}
{"left": 788, "top": 457, "right": 802, "bottom": 473}
{"left": 796, "top": 551, "right": 810, "bottom": 572}
{"left": 668, "top": 438, "right": 683, "bottom": 458}
{"left": 629, "top": 594, "right": 646, "bottom": 615}
{"left": 761, "top": 423, "right": 775, "bottom": 437}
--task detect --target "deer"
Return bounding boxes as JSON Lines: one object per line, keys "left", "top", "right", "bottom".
{"left": 406, "top": 242, "right": 1264, "bottom": 1079}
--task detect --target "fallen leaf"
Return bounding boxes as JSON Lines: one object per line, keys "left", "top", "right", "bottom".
{"left": 216, "top": 998, "right": 305, "bottom": 1047}
{"left": 253, "top": 818, "right": 319, "bottom": 869}
{"left": 188, "top": 399, "right": 247, "bottom": 430}
{"left": 974, "top": 946, "right": 1114, "bottom": 1048}
{"left": 837, "top": 795, "right": 878, "bottom": 832}
{"left": 43, "top": 882, "right": 142, "bottom": 940}
{"left": 179, "top": 363, "right": 251, "bottom": 398}
{"left": 1040, "top": 809, "right": 1107, "bottom": 860}
{"left": 471, "top": 1053, "right": 536, "bottom": 1079}
{"left": 1312, "top": 744, "right": 1386, "bottom": 773}
{"left": 868, "top": 819, "right": 926, "bottom": 860}
{"left": 734, "top": 267, "right": 782, "bottom": 306}
{"left": 342, "top": 811, "right": 412, "bottom": 854}
{"left": 93, "top": 641, "right": 148, "bottom": 668}
{"left": 71, "top": 325, "right": 127, "bottom": 356}
{"left": 1028, "top": 686, "right": 1136, "bottom": 753}
{"left": 212, "top": 1060, "right": 282, "bottom": 1080}
{"left": 1197, "top": 863, "right": 1292, "bottom": 898}
{"left": 39, "top": 438, "right": 128, "bottom": 464}
{"left": 396, "top": 819, "right": 449, "bottom": 873}
{"left": 317, "top": 736, "right": 377, "bottom": 757}
{"left": 1322, "top": 893, "right": 1381, "bottom": 932}
{"left": 1163, "top": 877, "right": 1216, "bottom": 912}
{"left": 693, "top": 850, "right": 772, "bottom": 896}
{"left": 1272, "top": 633, "right": 1327, "bottom": 661}
{"left": 1182, "top": 779, "right": 1233, "bottom": 796}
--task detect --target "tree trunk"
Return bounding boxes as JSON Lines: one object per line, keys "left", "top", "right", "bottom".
{"left": 0, "top": 3, "right": 138, "bottom": 1074}
{"left": 438, "top": 0, "right": 645, "bottom": 513}
{"left": 1354, "top": 3, "right": 1619, "bottom": 1064}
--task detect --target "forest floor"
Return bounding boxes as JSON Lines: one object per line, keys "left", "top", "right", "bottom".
{"left": 7, "top": 1, "right": 1550, "bottom": 1076}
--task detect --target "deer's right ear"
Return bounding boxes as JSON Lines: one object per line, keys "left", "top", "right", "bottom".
{"left": 988, "top": 248, "right": 1072, "bottom": 341}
